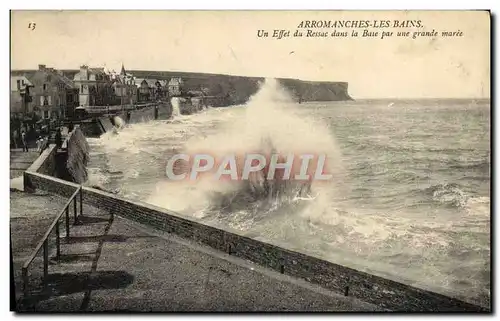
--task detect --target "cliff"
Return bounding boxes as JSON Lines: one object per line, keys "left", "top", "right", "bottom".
{"left": 11, "top": 69, "right": 353, "bottom": 105}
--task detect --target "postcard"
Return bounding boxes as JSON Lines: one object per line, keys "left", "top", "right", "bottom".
{"left": 9, "top": 10, "right": 491, "bottom": 312}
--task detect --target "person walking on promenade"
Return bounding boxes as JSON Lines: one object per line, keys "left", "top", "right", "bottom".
{"left": 39, "top": 136, "right": 49, "bottom": 155}
{"left": 12, "top": 129, "right": 18, "bottom": 149}
{"left": 21, "top": 131, "right": 28, "bottom": 152}
{"left": 36, "top": 136, "right": 43, "bottom": 153}
{"left": 55, "top": 127, "right": 63, "bottom": 150}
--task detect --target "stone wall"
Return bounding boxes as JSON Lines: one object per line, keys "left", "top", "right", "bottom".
{"left": 26, "top": 145, "right": 57, "bottom": 176}
{"left": 22, "top": 167, "right": 487, "bottom": 312}
{"left": 23, "top": 126, "right": 89, "bottom": 188}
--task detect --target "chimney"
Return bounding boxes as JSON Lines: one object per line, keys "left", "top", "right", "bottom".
{"left": 80, "top": 65, "right": 89, "bottom": 80}
{"left": 38, "top": 64, "right": 46, "bottom": 70}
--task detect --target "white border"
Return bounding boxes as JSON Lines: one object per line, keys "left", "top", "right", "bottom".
{"left": 2, "top": 1, "right": 496, "bottom": 320}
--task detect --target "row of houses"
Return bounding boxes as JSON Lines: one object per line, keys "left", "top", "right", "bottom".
{"left": 10, "top": 63, "right": 186, "bottom": 120}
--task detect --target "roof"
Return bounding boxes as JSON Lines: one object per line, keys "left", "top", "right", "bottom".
{"left": 89, "top": 67, "right": 105, "bottom": 75}
{"left": 73, "top": 67, "right": 107, "bottom": 82}
{"left": 145, "top": 79, "right": 158, "bottom": 87}
{"left": 188, "top": 90, "right": 205, "bottom": 96}
{"left": 11, "top": 76, "right": 33, "bottom": 91}
{"left": 134, "top": 78, "right": 147, "bottom": 87}
{"left": 17, "top": 68, "right": 75, "bottom": 89}
{"left": 112, "top": 75, "right": 136, "bottom": 86}
{"left": 168, "top": 78, "right": 183, "bottom": 86}
{"left": 57, "top": 73, "right": 75, "bottom": 88}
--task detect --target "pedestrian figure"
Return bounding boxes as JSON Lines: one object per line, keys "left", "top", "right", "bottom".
{"left": 55, "top": 127, "right": 63, "bottom": 150}
{"left": 12, "top": 129, "right": 18, "bottom": 149}
{"left": 39, "top": 136, "right": 48, "bottom": 155}
{"left": 21, "top": 131, "right": 28, "bottom": 152}
{"left": 36, "top": 136, "right": 41, "bottom": 152}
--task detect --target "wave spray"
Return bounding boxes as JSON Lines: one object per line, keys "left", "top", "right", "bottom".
{"left": 148, "top": 78, "right": 346, "bottom": 225}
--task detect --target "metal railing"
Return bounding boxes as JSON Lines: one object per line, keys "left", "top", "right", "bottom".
{"left": 21, "top": 186, "right": 83, "bottom": 297}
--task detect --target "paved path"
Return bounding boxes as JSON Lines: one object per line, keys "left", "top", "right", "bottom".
{"left": 11, "top": 192, "right": 379, "bottom": 312}
{"left": 10, "top": 150, "right": 39, "bottom": 180}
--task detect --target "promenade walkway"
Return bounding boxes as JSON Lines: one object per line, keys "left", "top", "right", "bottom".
{"left": 10, "top": 149, "right": 39, "bottom": 180}
{"left": 11, "top": 193, "right": 379, "bottom": 312}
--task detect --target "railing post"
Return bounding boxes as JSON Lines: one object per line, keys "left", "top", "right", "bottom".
{"left": 80, "top": 187, "right": 83, "bottom": 217}
{"left": 22, "top": 267, "right": 28, "bottom": 298}
{"left": 65, "top": 207, "right": 70, "bottom": 239}
{"left": 55, "top": 221, "right": 60, "bottom": 262}
{"left": 43, "top": 240, "right": 48, "bottom": 287}
{"left": 73, "top": 196, "right": 77, "bottom": 224}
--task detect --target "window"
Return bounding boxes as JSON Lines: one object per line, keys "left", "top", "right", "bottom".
{"left": 43, "top": 84, "right": 47, "bottom": 91}
{"left": 16, "top": 80, "right": 21, "bottom": 89}
{"left": 40, "top": 96, "right": 44, "bottom": 105}
{"left": 21, "top": 80, "right": 24, "bottom": 86}
{"left": 47, "top": 96, "right": 52, "bottom": 105}
{"left": 43, "top": 110, "right": 49, "bottom": 119}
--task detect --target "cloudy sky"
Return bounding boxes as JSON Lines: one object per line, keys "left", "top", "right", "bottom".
{"left": 11, "top": 10, "right": 490, "bottom": 99}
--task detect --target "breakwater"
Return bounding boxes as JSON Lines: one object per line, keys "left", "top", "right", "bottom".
{"left": 77, "top": 104, "right": 169, "bottom": 138}
{"left": 22, "top": 128, "right": 489, "bottom": 312}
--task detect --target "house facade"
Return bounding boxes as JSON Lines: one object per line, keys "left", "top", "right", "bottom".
{"left": 10, "top": 76, "right": 34, "bottom": 116}
{"left": 156, "top": 80, "right": 169, "bottom": 100}
{"left": 135, "top": 78, "right": 151, "bottom": 102}
{"left": 145, "top": 79, "right": 167, "bottom": 101}
{"left": 168, "top": 78, "right": 183, "bottom": 96}
{"left": 28, "top": 65, "right": 78, "bottom": 119}
{"left": 111, "top": 64, "right": 138, "bottom": 105}
{"left": 73, "top": 65, "right": 114, "bottom": 107}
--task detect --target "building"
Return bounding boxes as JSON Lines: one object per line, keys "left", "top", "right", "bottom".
{"left": 135, "top": 78, "right": 151, "bottom": 102}
{"left": 168, "top": 78, "right": 183, "bottom": 97}
{"left": 10, "top": 76, "right": 34, "bottom": 116}
{"left": 73, "top": 65, "right": 114, "bottom": 107}
{"left": 157, "top": 80, "right": 169, "bottom": 99}
{"left": 110, "top": 64, "right": 138, "bottom": 105}
{"left": 28, "top": 65, "right": 79, "bottom": 119}
{"left": 145, "top": 79, "right": 165, "bottom": 101}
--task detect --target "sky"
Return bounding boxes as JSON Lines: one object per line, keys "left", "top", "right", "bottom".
{"left": 10, "top": 10, "right": 490, "bottom": 99}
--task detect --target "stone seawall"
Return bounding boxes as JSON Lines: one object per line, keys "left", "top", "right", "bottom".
{"left": 26, "top": 145, "right": 57, "bottom": 177}
{"left": 24, "top": 126, "right": 89, "bottom": 185}
{"left": 23, "top": 167, "right": 487, "bottom": 312}
{"left": 95, "top": 104, "right": 171, "bottom": 136}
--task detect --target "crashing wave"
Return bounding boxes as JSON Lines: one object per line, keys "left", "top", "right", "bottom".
{"left": 155, "top": 78, "right": 345, "bottom": 224}
{"left": 427, "top": 183, "right": 469, "bottom": 208}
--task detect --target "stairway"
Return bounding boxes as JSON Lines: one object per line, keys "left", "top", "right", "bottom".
{"left": 17, "top": 208, "right": 113, "bottom": 312}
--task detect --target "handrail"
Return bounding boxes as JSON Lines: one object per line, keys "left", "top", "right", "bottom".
{"left": 21, "top": 186, "right": 83, "bottom": 298}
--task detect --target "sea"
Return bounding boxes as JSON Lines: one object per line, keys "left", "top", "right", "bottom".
{"left": 86, "top": 79, "right": 491, "bottom": 307}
